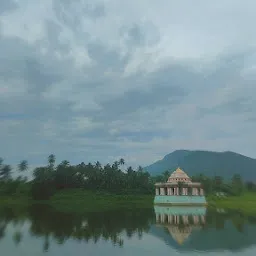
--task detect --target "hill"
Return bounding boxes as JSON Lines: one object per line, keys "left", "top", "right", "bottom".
{"left": 143, "top": 150, "right": 256, "bottom": 180}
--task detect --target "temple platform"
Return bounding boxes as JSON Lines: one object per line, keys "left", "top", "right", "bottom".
{"left": 154, "top": 195, "right": 207, "bottom": 206}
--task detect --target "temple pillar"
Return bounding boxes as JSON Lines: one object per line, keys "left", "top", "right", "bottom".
{"left": 160, "top": 187, "right": 165, "bottom": 195}
{"left": 201, "top": 215, "right": 205, "bottom": 224}
{"left": 161, "top": 214, "right": 165, "bottom": 223}
{"left": 168, "top": 214, "right": 172, "bottom": 223}
{"left": 155, "top": 188, "right": 159, "bottom": 195}
{"left": 193, "top": 215, "right": 199, "bottom": 224}
{"left": 183, "top": 215, "right": 189, "bottom": 224}
{"left": 192, "top": 188, "right": 198, "bottom": 195}
{"left": 200, "top": 188, "right": 204, "bottom": 196}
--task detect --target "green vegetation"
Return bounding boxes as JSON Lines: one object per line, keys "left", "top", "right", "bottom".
{"left": 0, "top": 155, "right": 155, "bottom": 212}
{"left": 50, "top": 190, "right": 154, "bottom": 213}
{"left": 208, "top": 193, "right": 256, "bottom": 215}
{"left": 0, "top": 155, "right": 256, "bottom": 214}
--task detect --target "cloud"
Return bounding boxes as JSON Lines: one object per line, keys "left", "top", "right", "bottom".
{"left": 1, "top": 0, "right": 256, "bottom": 170}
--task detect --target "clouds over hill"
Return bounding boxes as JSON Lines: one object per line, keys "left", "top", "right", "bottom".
{"left": 1, "top": 0, "right": 256, "bottom": 167}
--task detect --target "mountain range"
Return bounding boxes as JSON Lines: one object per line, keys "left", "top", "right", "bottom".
{"left": 143, "top": 150, "right": 256, "bottom": 180}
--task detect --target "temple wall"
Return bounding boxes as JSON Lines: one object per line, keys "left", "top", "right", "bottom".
{"left": 154, "top": 195, "right": 207, "bottom": 205}
{"left": 154, "top": 205, "right": 207, "bottom": 216}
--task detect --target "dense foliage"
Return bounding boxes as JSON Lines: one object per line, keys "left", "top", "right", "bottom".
{"left": 0, "top": 155, "right": 256, "bottom": 200}
{"left": 0, "top": 155, "right": 155, "bottom": 200}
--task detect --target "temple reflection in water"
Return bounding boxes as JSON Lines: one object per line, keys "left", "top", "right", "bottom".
{"left": 154, "top": 206, "right": 206, "bottom": 245}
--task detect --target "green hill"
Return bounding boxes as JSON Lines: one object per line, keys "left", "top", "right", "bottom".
{"left": 144, "top": 150, "right": 256, "bottom": 180}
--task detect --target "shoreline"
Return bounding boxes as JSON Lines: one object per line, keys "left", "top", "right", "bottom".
{"left": 0, "top": 190, "right": 256, "bottom": 215}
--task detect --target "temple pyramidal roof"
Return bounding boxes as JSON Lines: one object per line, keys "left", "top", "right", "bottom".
{"left": 167, "top": 167, "right": 191, "bottom": 183}
{"left": 168, "top": 226, "right": 192, "bottom": 245}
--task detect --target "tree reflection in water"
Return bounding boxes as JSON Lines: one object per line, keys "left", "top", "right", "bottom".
{"left": 0, "top": 205, "right": 256, "bottom": 252}
{"left": 0, "top": 205, "right": 155, "bottom": 252}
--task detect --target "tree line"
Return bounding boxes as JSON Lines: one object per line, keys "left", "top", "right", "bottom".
{"left": 0, "top": 155, "right": 155, "bottom": 199}
{"left": 0, "top": 155, "right": 256, "bottom": 200}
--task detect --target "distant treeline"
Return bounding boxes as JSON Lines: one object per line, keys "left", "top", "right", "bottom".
{"left": 0, "top": 155, "right": 256, "bottom": 200}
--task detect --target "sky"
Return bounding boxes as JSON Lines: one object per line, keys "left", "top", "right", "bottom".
{"left": 0, "top": 0, "right": 256, "bottom": 171}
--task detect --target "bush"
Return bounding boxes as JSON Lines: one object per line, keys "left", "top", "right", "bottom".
{"left": 31, "top": 181, "right": 56, "bottom": 200}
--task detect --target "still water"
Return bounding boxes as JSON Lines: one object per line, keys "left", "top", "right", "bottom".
{"left": 1, "top": 204, "right": 256, "bottom": 256}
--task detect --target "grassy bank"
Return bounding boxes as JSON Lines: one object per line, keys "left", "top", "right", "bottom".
{"left": 207, "top": 192, "right": 256, "bottom": 215}
{"left": 50, "top": 189, "right": 154, "bottom": 213}
{"left": 1, "top": 190, "right": 256, "bottom": 215}
{"left": 0, "top": 189, "right": 154, "bottom": 213}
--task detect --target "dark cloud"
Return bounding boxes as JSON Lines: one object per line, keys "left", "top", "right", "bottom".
{"left": 0, "top": 0, "right": 17, "bottom": 15}
{"left": 1, "top": 0, "right": 256, "bottom": 167}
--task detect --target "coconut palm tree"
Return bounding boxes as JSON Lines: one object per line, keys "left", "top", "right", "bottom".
{"left": 48, "top": 154, "right": 56, "bottom": 170}
{"left": 18, "top": 160, "right": 28, "bottom": 173}
{"left": 0, "top": 165, "right": 12, "bottom": 181}
{"left": 119, "top": 158, "right": 125, "bottom": 166}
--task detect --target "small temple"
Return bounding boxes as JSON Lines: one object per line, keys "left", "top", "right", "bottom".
{"left": 154, "top": 167, "right": 207, "bottom": 205}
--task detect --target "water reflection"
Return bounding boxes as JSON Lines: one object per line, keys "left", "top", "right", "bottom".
{"left": 0, "top": 205, "right": 155, "bottom": 252}
{"left": 0, "top": 204, "right": 256, "bottom": 254}
{"left": 154, "top": 206, "right": 206, "bottom": 245}
{"left": 151, "top": 205, "right": 256, "bottom": 252}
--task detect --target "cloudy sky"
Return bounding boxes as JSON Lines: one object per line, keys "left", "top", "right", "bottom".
{"left": 0, "top": 0, "right": 256, "bottom": 170}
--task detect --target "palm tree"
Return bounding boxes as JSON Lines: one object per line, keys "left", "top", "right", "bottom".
{"left": 95, "top": 161, "right": 102, "bottom": 170}
{"left": 18, "top": 160, "right": 28, "bottom": 172}
{"left": 127, "top": 166, "right": 133, "bottom": 175}
{"left": 59, "top": 160, "right": 70, "bottom": 168}
{"left": 112, "top": 161, "right": 119, "bottom": 170}
{"left": 0, "top": 165, "right": 12, "bottom": 181}
{"left": 48, "top": 154, "right": 56, "bottom": 170}
{"left": 137, "top": 166, "right": 143, "bottom": 172}
{"left": 119, "top": 158, "right": 125, "bottom": 166}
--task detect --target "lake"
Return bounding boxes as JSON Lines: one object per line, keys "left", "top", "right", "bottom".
{"left": 1, "top": 204, "right": 256, "bottom": 255}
